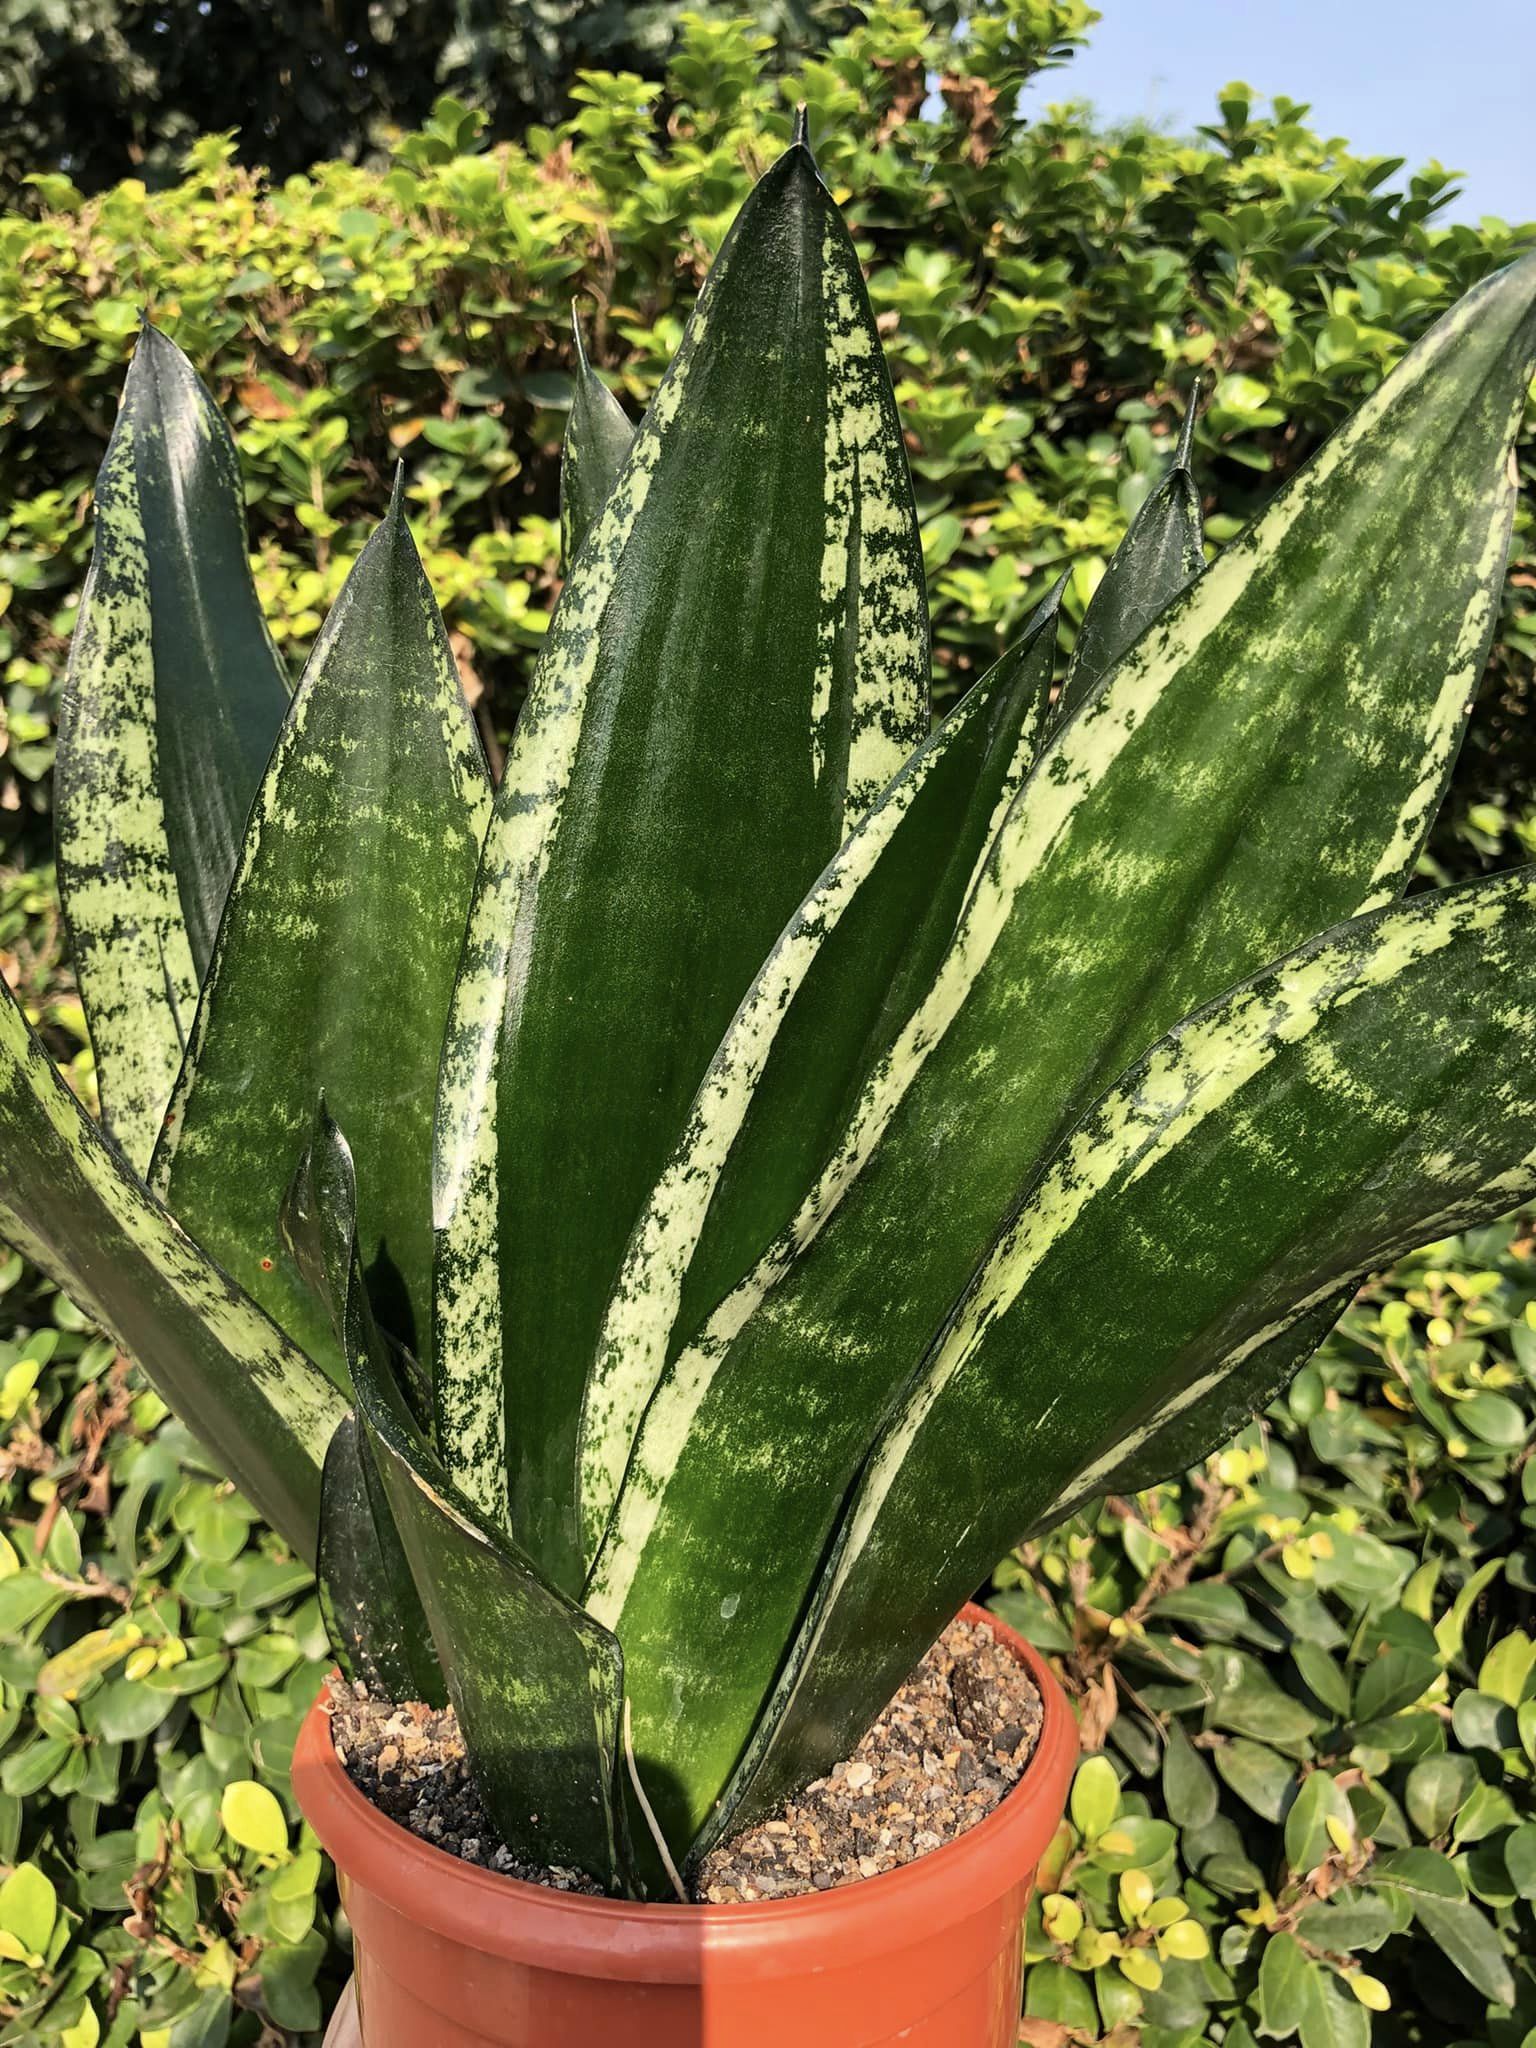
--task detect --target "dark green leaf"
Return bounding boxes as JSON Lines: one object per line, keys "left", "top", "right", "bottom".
{"left": 596, "top": 257, "right": 1536, "bottom": 1849}
{"left": 302, "top": 1105, "right": 631, "bottom": 1891}
{"left": 315, "top": 1414, "right": 445, "bottom": 1708}
{"left": 1409, "top": 1891, "right": 1516, "bottom": 2004}
{"left": 1259, "top": 1935, "right": 1368, "bottom": 2048}
{"left": 1026, "top": 1960, "right": 1099, "bottom": 2030}
{"left": 717, "top": 864, "right": 1536, "bottom": 1846}
{"left": 152, "top": 484, "right": 491, "bottom": 1383}
{"left": 1370, "top": 1846, "right": 1466, "bottom": 1899}
{"left": 1293, "top": 1887, "right": 1395, "bottom": 1953}
{"left": 434, "top": 135, "right": 929, "bottom": 1583}
{"left": 1163, "top": 1720, "right": 1219, "bottom": 1830}
{"left": 559, "top": 311, "right": 636, "bottom": 566}
{"left": 579, "top": 596, "right": 1060, "bottom": 1562}
{"left": 1451, "top": 1690, "right": 1520, "bottom": 1751}
{"left": 1353, "top": 1645, "right": 1440, "bottom": 1723}
{"left": 1257, "top": 1931, "right": 1307, "bottom": 2039}
{"left": 1293, "top": 1642, "right": 1351, "bottom": 1720}
{"left": 1404, "top": 1754, "right": 1477, "bottom": 1841}
{"left": 1212, "top": 1739, "right": 1298, "bottom": 1823}
{"left": 1505, "top": 1822, "right": 1536, "bottom": 1899}
{"left": 1058, "top": 393, "right": 1204, "bottom": 722}
{"left": 1284, "top": 1770, "right": 1353, "bottom": 1876}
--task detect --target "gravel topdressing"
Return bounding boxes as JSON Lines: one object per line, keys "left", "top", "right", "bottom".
{"left": 328, "top": 1613, "right": 1042, "bottom": 1904}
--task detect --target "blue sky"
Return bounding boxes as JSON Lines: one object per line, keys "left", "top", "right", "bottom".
{"left": 1028, "top": 0, "right": 1536, "bottom": 226}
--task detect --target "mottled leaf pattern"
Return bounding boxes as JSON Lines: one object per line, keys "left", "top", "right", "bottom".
{"left": 56, "top": 324, "right": 289, "bottom": 1169}
{"left": 0, "top": 975, "right": 341, "bottom": 1560}
{"left": 433, "top": 135, "right": 929, "bottom": 1585}
{"left": 716, "top": 866, "right": 1536, "bottom": 1844}
{"left": 587, "top": 253, "right": 1536, "bottom": 1850}
{"left": 153, "top": 487, "right": 490, "bottom": 1383}
{"left": 580, "top": 595, "right": 1059, "bottom": 1565}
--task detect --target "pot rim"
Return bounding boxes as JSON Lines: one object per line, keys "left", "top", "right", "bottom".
{"left": 293, "top": 1601, "right": 1077, "bottom": 1983}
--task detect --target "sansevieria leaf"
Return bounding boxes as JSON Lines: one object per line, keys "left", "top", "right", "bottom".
{"left": 715, "top": 864, "right": 1536, "bottom": 1841}
{"left": 433, "top": 133, "right": 930, "bottom": 1583}
{"left": 590, "top": 252, "right": 1536, "bottom": 1846}
{"left": 0, "top": 976, "right": 341, "bottom": 1559}
{"left": 282, "top": 1120, "right": 445, "bottom": 1704}
{"left": 1058, "top": 393, "right": 1205, "bottom": 723}
{"left": 580, "top": 593, "right": 1060, "bottom": 1563}
{"left": 1071, "top": 1292, "right": 1351, "bottom": 1514}
{"left": 152, "top": 483, "right": 491, "bottom": 1383}
{"left": 56, "top": 323, "right": 289, "bottom": 1170}
{"left": 559, "top": 312, "right": 636, "bottom": 568}
{"left": 301, "top": 1106, "right": 629, "bottom": 1888}
{"left": 315, "top": 1413, "right": 448, "bottom": 1706}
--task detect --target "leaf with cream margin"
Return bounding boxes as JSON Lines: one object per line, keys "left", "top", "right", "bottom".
{"left": 0, "top": 974, "right": 340, "bottom": 1561}
{"left": 587, "top": 253, "right": 1536, "bottom": 1850}
{"left": 715, "top": 865, "right": 1536, "bottom": 1843}
{"left": 56, "top": 323, "right": 289, "bottom": 1169}
{"left": 579, "top": 589, "right": 1060, "bottom": 1564}
{"left": 433, "top": 131, "right": 929, "bottom": 1583}
{"left": 152, "top": 481, "right": 491, "bottom": 1385}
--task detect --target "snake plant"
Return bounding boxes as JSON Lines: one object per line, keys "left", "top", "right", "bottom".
{"left": 5, "top": 128, "right": 1536, "bottom": 1898}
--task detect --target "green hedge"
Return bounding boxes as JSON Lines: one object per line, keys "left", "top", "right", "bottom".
{"left": 4, "top": 4, "right": 1534, "bottom": 888}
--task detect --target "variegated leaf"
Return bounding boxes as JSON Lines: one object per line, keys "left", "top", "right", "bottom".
{"left": 588, "top": 252, "right": 1536, "bottom": 1849}
{"left": 0, "top": 974, "right": 341, "bottom": 1560}
{"left": 152, "top": 483, "right": 491, "bottom": 1383}
{"left": 56, "top": 323, "right": 289, "bottom": 1170}
{"left": 715, "top": 865, "right": 1536, "bottom": 1843}
{"left": 580, "top": 592, "right": 1060, "bottom": 1565}
{"left": 559, "top": 311, "right": 636, "bottom": 567}
{"left": 300, "top": 1105, "right": 629, "bottom": 1889}
{"left": 1058, "top": 393, "right": 1205, "bottom": 723}
{"left": 1064, "top": 1292, "right": 1352, "bottom": 1515}
{"left": 433, "top": 133, "right": 930, "bottom": 1584}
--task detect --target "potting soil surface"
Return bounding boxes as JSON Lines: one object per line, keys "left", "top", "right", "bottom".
{"left": 329, "top": 1613, "right": 1043, "bottom": 1903}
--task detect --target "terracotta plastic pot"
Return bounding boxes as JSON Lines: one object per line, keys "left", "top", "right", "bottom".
{"left": 295, "top": 1602, "right": 1077, "bottom": 2048}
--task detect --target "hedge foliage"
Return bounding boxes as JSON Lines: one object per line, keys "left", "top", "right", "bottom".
{"left": 0, "top": 0, "right": 971, "bottom": 201}
{"left": 4, "top": 4, "right": 1534, "bottom": 887}
{"left": 4, "top": 7, "right": 1536, "bottom": 2043}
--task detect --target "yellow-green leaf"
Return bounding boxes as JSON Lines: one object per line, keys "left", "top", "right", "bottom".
{"left": 220, "top": 1779, "right": 289, "bottom": 1857}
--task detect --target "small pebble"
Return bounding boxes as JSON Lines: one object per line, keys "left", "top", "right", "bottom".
{"left": 329, "top": 1615, "right": 1041, "bottom": 1906}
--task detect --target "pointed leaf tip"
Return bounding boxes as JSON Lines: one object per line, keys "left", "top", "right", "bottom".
{"left": 793, "top": 105, "right": 811, "bottom": 151}
{"left": 570, "top": 303, "right": 589, "bottom": 372}
{"left": 388, "top": 461, "right": 406, "bottom": 519}
{"left": 1175, "top": 376, "right": 1205, "bottom": 469}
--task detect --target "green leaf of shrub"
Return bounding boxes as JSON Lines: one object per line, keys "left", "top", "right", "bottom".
{"left": 0, "top": 1861, "right": 57, "bottom": 1959}
{"left": 1409, "top": 1891, "right": 1515, "bottom": 2004}
{"left": 220, "top": 1779, "right": 288, "bottom": 1857}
